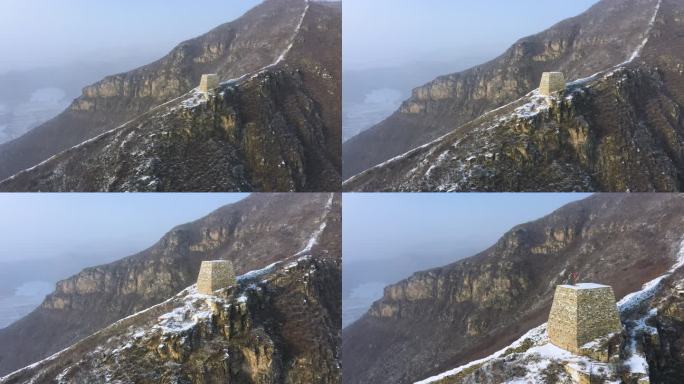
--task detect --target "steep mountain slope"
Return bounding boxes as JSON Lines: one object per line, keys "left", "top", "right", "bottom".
{"left": 0, "top": 0, "right": 341, "bottom": 191}
{"left": 416, "top": 254, "right": 684, "bottom": 384}
{"left": 342, "top": 194, "right": 684, "bottom": 384}
{"left": 343, "top": 0, "right": 683, "bottom": 191}
{"left": 0, "top": 192, "right": 341, "bottom": 377}
{"left": 0, "top": 252, "right": 340, "bottom": 383}
{"left": 641, "top": 268, "right": 684, "bottom": 383}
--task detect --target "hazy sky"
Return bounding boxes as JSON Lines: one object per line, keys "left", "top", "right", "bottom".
{"left": 0, "top": 0, "right": 262, "bottom": 73}
{"left": 343, "top": 193, "right": 591, "bottom": 263}
{"left": 0, "top": 193, "right": 248, "bottom": 262}
{"left": 344, "top": 0, "right": 600, "bottom": 70}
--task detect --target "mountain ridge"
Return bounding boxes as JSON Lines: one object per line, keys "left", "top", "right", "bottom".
{"left": 342, "top": 0, "right": 683, "bottom": 192}
{"left": 0, "top": 0, "right": 306, "bottom": 180}
{"left": 342, "top": 194, "right": 684, "bottom": 384}
{"left": 0, "top": 253, "right": 341, "bottom": 384}
{"left": 0, "top": 192, "right": 341, "bottom": 376}
{"left": 414, "top": 251, "right": 684, "bottom": 383}
{"left": 0, "top": 0, "right": 341, "bottom": 191}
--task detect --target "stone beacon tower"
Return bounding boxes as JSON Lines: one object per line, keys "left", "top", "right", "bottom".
{"left": 539, "top": 72, "right": 566, "bottom": 96}
{"left": 199, "top": 74, "right": 219, "bottom": 94}
{"left": 548, "top": 283, "right": 622, "bottom": 354}
{"left": 197, "top": 260, "right": 236, "bottom": 295}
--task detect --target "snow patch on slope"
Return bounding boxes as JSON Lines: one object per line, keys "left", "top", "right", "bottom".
{"left": 154, "top": 287, "right": 215, "bottom": 335}
{"left": 627, "top": 0, "right": 661, "bottom": 63}
{"left": 294, "top": 193, "right": 334, "bottom": 257}
{"left": 414, "top": 325, "right": 547, "bottom": 383}
{"left": 220, "top": 1, "right": 310, "bottom": 87}
{"left": 568, "top": 0, "right": 660, "bottom": 89}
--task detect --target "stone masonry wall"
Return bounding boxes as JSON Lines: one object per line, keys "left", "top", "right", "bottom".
{"left": 548, "top": 285, "right": 579, "bottom": 352}
{"left": 548, "top": 284, "right": 622, "bottom": 354}
{"left": 540, "top": 72, "right": 566, "bottom": 96}
{"left": 197, "top": 260, "right": 236, "bottom": 295}
{"left": 576, "top": 287, "right": 622, "bottom": 346}
{"left": 199, "top": 74, "right": 219, "bottom": 94}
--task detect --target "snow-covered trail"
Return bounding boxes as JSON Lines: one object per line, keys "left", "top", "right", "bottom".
{"left": 220, "top": 0, "right": 310, "bottom": 87}
{"left": 0, "top": 82, "right": 204, "bottom": 183}
{"left": 294, "top": 193, "right": 334, "bottom": 257}
{"left": 414, "top": 325, "right": 548, "bottom": 384}
{"left": 569, "top": 0, "right": 661, "bottom": 87}
{"left": 616, "top": 237, "right": 684, "bottom": 376}
{"left": 0, "top": 83, "right": 200, "bottom": 185}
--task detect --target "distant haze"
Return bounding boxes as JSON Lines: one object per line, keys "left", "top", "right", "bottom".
{"left": 0, "top": 193, "right": 248, "bottom": 329}
{"left": 342, "top": 0, "right": 600, "bottom": 141}
{"left": 0, "top": 193, "right": 248, "bottom": 262}
{"left": 342, "top": 193, "right": 592, "bottom": 327}
{"left": 0, "top": 0, "right": 262, "bottom": 74}
{"left": 343, "top": 0, "right": 600, "bottom": 70}
{"left": 343, "top": 193, "right": 591, "bottom": 264}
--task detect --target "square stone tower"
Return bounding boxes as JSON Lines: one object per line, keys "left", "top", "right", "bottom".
{"left": 197, "top": 260, "right": 236, "bottom": 295}
{"left": 199, "top": 74, "right": 219, "bottom": 94}
{"left": 539, "top": 72, "right": 566, "bottom": 96}
{"left": 548, "top": 283, "right": 622, "bottom": 354}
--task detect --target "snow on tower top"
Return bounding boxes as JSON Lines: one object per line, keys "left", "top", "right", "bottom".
{"left": 539, "top": 72, "right": 566, "bottom": 96}
{"left": 199, "top": 74, "right": 219, "bottom": 94}
{"left": 560, "top": 283, "right": 610, "bottom": 290}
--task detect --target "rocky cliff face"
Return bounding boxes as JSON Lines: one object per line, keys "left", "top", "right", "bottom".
{"left": 421, "top": 255, "right": 684, "bottom": 384}
{"left": 342, "top": 194, "right": 684, "bottom": 384}
{"left": 0, "top": 193, "right": 341, "bottom": 377}
{"left": 0, "top": 0, "right": 341, "bottom": 191}
{"left": 641, "top": 269, "right": 684, "bottom": 383}
{"left": 343, "top": 0, "right": 682, "bottom": 189}
{"left": 0, "top": 253, "right": 341, "bottom": 384}
{"left": 345, "top": 64, "right": 684, "bottom": 192}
